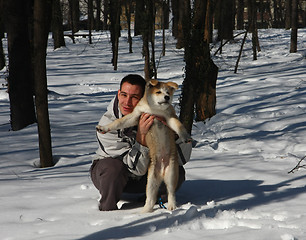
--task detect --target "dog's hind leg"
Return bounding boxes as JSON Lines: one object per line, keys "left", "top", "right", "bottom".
{"left": 163, "top": 163, "right": 179, "bottom": 211}
{"left": 141, "top": 167, "right": 162, "bottom": 213}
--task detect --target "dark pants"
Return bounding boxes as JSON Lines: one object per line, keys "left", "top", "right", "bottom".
{"left": 90, "top": 157, "right": 185, "bottom": 211}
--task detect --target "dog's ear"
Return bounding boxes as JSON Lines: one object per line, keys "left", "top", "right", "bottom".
{"left": 166, "top": 82, "right": 179, "bottom": 90}
{"left": 148, "top": 79, "right": 159, "bottom": 87}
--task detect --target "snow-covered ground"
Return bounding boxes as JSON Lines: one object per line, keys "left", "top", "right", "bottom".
{"left": 0, "top": 28, "right": 306, "bottom": 240}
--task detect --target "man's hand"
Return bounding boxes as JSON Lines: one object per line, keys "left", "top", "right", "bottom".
{"left": 136, "top": 113, "right": 155, "bottom": 146}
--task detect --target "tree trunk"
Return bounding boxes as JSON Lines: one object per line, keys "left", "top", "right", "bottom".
{"left": 125, "top": 0, "right": 133, "bottom": 53}
{"left": 95, "top": 0, "right": 102, "bottom": 31}
{"left": 134, "top": 0, "right": 144, "bottom": 36}
{"left": 0, "top": 4, "right": 5, "bottom": 70}
{"left": 52, "top": 0, "right": 66, "bottom": 50}
{"left": 6, "top": 0, "right": 36, "bottom": 131}
{"left": 248, "top": 0, "right": 260, "bottom": 60}
{"left": 103, "top": 0, "right": 109, "bottom": 30}
{"left": 217, "top": 0, "right": 234, "bottom": 41}
{"left": 33, "top": 0, "right": 54, "bottom": 167}
{"left": 285, "top": 0, "right": 292, "bottom": 29}
{"left": 109, "top": 0, "right": 121, "bottom": 70}
{"left": 150, "top": 1, "right": 157, "bottom": 79}
{"left": 0, "top": 37, "right": 4, "bottom": 70}
{"left": 204, "top": 0, "right": 212, "bottom": 43}
{"left": 290, "top": 0, "right": 298, "bottom": 53}
{"left": 171, "top": 0, "right": 179, "bottom": 38}
{"left": 180, "top": 0, "right": 218, "bottom": 132}
{"left": 69, "top": 0, "right": 79, "bottom": 33}
{"left": 176, "top": 0, "right": 185, "bottom": 49}
{"left": 142, "top": 0, "right": 153, "bottom": 80}
{"left": 236, "top": 0, "right": 244, "bottom": 30}
{"left": 88, "top": 0, "right": 93, "bottom": 44}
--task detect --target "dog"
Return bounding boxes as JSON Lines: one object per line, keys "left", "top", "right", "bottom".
{"left": 96, "top": 79, "right": 191, "bottom": 212}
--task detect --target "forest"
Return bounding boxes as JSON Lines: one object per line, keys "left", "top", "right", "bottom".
{"left": 0, "top": 0, "right": 305, "bottom": 167}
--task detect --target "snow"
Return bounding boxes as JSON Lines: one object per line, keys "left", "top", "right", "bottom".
{"left": 1, "top": 28, "right": 306, "bottom": 240}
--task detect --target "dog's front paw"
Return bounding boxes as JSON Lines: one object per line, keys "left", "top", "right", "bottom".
{"left": 96, "top": 125, "right": 109, "bottom": 134}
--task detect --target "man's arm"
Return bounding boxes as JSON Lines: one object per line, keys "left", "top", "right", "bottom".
{"left": 136, "top": 113, "right": 155, "bottom": 146}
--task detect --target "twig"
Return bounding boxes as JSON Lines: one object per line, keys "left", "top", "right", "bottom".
{"left": 288, "top": 155, "right": 306, "bottom": 174}
{"left": 234, "top": 30, "right": 248, "bottom": 74}
{"left": 214, "top": 31, "right": 247, "bottom": 56}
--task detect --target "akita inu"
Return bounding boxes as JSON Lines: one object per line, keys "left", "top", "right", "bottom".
{"left": 96, "top": 79, "right": 191, "bottom": 212}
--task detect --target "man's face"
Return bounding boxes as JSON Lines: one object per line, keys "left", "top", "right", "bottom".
{"left": 118, "top": 82, "right": 143, "bottom": 115}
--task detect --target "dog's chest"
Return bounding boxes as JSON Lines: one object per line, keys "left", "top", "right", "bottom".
{"left": 146, "top": 120, "right": 175, "bottom": 160}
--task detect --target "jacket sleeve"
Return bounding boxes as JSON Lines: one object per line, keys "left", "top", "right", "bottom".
{"left": 176, "top": 138, "right": 192, "bottom": 166}
{"left": 95, "top": 113, "right": 150, "bottom": 176}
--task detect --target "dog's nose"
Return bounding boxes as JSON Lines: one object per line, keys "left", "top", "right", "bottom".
{"left": 164, "top": 95, "right": 170, "bottom": 101}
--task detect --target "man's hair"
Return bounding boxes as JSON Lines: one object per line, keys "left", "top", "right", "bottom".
{"left": 120, "top": 74, "right": 146, "bottom": 95}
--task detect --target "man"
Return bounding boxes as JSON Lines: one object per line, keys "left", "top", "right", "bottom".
{"left": 90, "top": 74, "right": 192, "bottom": 211}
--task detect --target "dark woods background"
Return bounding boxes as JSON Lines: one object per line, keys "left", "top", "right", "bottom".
{"left": 0, "top": 0, "right": 305, "bottom": 167}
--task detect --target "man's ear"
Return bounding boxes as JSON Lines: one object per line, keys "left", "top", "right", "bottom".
{"left": 166, "top": 82, "right": 179, "bottom": 90}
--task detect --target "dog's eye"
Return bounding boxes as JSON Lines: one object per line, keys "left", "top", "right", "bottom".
{"left": 156, "top": 91, "right": 162, "bottom": 94}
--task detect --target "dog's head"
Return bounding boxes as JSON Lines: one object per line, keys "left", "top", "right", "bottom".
{"left": 145, "top": 80, "right": 178, "bottom": 109}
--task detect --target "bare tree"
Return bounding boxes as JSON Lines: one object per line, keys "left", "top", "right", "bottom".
{"left": 236, "top": 0, "right": 244, "bottom": 30}
{"left": 248, "top": 0, "right": 261, "bottom": 60}
{"left": 124, "top": 0, "right": 133, "bottom": 53}
{"left": 52, "top": 0, "right": 66, "bottom": 50}
{"left": 33, "top": 0, "right": 54, "bottom": 168}
{"left": 171, "top": 0, "right": 180, "bottom": 39}
{"left": 103, "top": 0, "right": 109, "bottom": 30}
{"left": 285, "top": 0, "right": 292, "bottom": 29}
{"left": 0, "top": 0, "right": 5, "bottom": 70}
{"left": 95, "top": 0, "right": 102, "bottom": 31}
{"left": 88, "top": 0, "right": 94, "bottom": 44}
{"left": 217, "top": 0, "right": 234, "bottom": 41}
{"left": 134, "top": 0, "right": 144, "bottom": 36}
{"left": 5, "top": 0, "right": 36, "bottom": 131}
{"left": 290, "top": 0, "right": 298, "bottom": 53}
{"left": 69, "top": 0, "right": 80, "bottom": 33}
{"left": 109, "top": 0, "right": 121, "bottom": 70}
{"left": 180, "top": 0, "right": 218, "bottom": 132}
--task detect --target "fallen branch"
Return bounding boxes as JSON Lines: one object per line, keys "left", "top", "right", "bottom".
{"left": 288, "top": 155, "right": 306, "bottom": 174}
{"left": 214, "top": 31, "right": 247, "bottom": 56}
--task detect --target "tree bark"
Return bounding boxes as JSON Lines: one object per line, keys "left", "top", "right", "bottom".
{"left": 0, "top": 3, "right": 5, "bottom": 70}
{"left": 6, "top": 0, "right": 36, "bottom": 131}
{"left": 180, "top": 0, "right": 218, "bottom": 132}
{"left": 95, "top": 0, "right": 102, "bottom": 31}
{"left": 125, "top": 0, "right": 133, "bottom": 53}
{"left": 285, "top": 0, "right": 292, "bottom": 29}
{"left": 103, "top": 0, "right": 109, "bottom": 30}
{"left": 109, "top": 0, "right": 121, "bottom": 70}
{"left": 171, "top": 0, "right": 179, "bottom": 38}
{"left": 33, "top": 0, "right": 54, "bottom": 167}
{"left": 290, "top": 0, "right": 298, "bottom": 53}
{"left": 52, "top": 0, "right": 66, "bottom": 50}
{"left": 237, "top": 0, "right": 244, "bottom": 30}
{"left": 217, "top": 0, "right": 234, "bottom": 41}
{"left": 134, "top": 0, "right": 144, "bottom": 36}
{"left": 88, "top": 0, "right": 93, "bottom": 44}
{"left": 69, "top": 0, "right": 79, "bottom": 33}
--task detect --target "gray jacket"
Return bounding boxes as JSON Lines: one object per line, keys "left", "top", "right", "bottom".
{"left": 93, "top": 95, "right": 192, "bottom": 177}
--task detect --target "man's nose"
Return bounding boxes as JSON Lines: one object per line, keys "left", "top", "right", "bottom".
{"left": 126, "top": 96, "right": 133, "bottom": 105}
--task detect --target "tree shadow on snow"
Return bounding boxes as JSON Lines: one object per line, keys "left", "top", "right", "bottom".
{"left": 78, "top": 175, "right": 306, "bottom": 240}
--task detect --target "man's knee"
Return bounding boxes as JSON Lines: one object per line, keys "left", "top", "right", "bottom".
{"left": 90, "top": 157, "right": 128, "bottom": 189}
